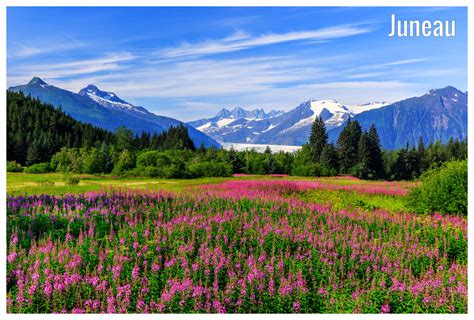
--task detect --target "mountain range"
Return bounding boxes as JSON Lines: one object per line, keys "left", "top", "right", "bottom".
{"left": 8, "top": 77, "right": 220, "bottom": 148}
{"left": 188, "top": 87, "right": 467, "bottom": 149}
{"left": 8, "top": 78, "right": 467, "bottom": 150}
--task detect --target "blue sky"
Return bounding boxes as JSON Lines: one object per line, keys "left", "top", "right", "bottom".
{"left": 7, "top": 7, "right": 467, "bottom": 121}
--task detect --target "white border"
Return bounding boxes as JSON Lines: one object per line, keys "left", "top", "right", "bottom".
{"left": 0, "top": 1, "right": 472, "bottom": 319}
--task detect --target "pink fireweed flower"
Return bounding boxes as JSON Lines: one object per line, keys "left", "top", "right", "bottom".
{"left": 152, "top": 262, "right": 160, "bottom": 272}
{"left": 381, "top": 304, "right": 391, "bottom": 313}
{"left": 318, "top": 287, "right": 328, "bottom": 296}
{"left": 132, "top": 266, "right": 140, "bottom": 281}
{"left": 7, "top": 251, "right": 18, "bottom": 263}
{"left": 292, "top": 300, "right": 301, "bottom": 312}
{"left": 43, "top": 282, "right": 52, "bottom": 298}
{"left": 10, "top": 233, "right": 18, "bottom": 246}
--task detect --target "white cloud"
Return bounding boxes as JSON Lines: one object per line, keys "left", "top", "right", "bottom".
{"left": 157, "top": 24, "right": 373, "bottom": 58}
{"left": 8, "top": 40, "right": 86, "bottom": 59}
{"left": 377, "top": 58, "right": 427, "bottom": 67}
{"left": 8, "top": 52, "right": 136, "bottom": 85}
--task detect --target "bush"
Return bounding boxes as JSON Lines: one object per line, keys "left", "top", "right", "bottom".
{"left": 407, "top": 160, "right": 467, "bottom": 215}
{"left": 24, "top": 162, "right": 53, "bottom": 174}
{"left": 291, "top": 163, "right": 338, "bottom": 177}
{"left": 187, "top": 161, "right": 233, "bottom": 178}
{"left": 64, "top": 175, "right": 80, "bottom": 185}
{"left": 7, "top": 161, "right": 23, "bottom": 172}
{"left": 112, "top": 150, "right": 136, "bottom": 174}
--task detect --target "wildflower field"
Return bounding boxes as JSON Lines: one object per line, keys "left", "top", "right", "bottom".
{"left": 6, "top": 176, "right": 468, "bottom": 313}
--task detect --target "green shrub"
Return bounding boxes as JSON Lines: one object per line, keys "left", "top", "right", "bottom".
{"left": 407, "top": 160, "right": 467, "bottom": 215}
{"left": 292, "top": 163, "right": 327, "bottom": 177}
{"left": 187, "top": 161, "right": 233, "bottom": 178}
{"left": 64, "top": 175, "right": 80, "bottom": 186}
{"left": 7, "top": 161, "right": 24, "bottom": 172}
{"left": 24, "top": 162, "right": 53, "bottom": 174}
{"left": 112, "top": 150, "right": 136, "bottom": 174}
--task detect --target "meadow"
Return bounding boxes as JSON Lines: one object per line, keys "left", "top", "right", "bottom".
{"left": 6, "top": 173, "right": 467, "bottom": 313}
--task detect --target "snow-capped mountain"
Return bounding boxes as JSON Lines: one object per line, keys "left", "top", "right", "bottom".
{"left": 346, "top": 101, "right": 389, "bottom": 114}
{"left": 188, "top": 88, "right": 467, "bottom": 149}
{"left": 286, "top": 99, "right": 352, "bottom": 131}
{"left": 189, "top": 99, "right": 361, "bottom": 145}
{"left": 9, "top": 77, "right": 220, "bottom": 148}
{"left": 78, "top": 84, "right": 149, "bottom": 115}
{"left": 188, "top": 107, "right": 285, "bottom": 140}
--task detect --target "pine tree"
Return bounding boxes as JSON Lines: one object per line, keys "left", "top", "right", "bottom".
{"left": 357, "top": 132, "right": 371, "bottom": 179}
{"left": 115, "top": 126, "right": 135, "bottom": 152}
{"left": 26, "top": 138, "right": 42, "bottom": 165}
{"left": 337, "top": 119, "right": 362, "bottom": 174}
{"left": 320, "top": 143, "right": 339, "bottom": 172}
{"left": 391, "top": 147, "right": 410, "bottom": 180}
{"left": 417, "top": 136, "right": 429, "bottom": 173}
{"left": 308, "top": 116, "right": 327, "bottom": 162}
{"left": 367, "top": 124, "right": 384, "bottom": 179}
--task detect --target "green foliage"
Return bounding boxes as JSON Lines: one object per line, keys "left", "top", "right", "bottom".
{"left": 83, "top": 146, "right": 111, "bottom": 174}
{"left": 24, "top": 162, "right": 53, "bottom": 174}
{"left": 7, "top": 91, "right": 114, "bottom": 165}
{"left": 114, "top": 126, "right": 135, "bottom": 153}
{"left": 7, "top": 161, "right": 23, "bottom": 172}
{"left": 187, "top": 161, "right": 233, "bottom": 178}
{"left": 292, "top": 163, "right": 323, "bottom": 177}
{"left": 63, "top": 175, "right": 80, "bottom": 185}
{"left": 308, "top": 116, "right": 327, "bottom": 162}
{"left": 407, "top": 160, "right": 467, "bottom": 215}
{"left": 337, "top": 119, "right": 362, "bottom": 174}
{"left": 112, "top": 150, "right": 136, "bottom": 174}
{"left": 320, "top": 143, "right": 338, "bottom": 172}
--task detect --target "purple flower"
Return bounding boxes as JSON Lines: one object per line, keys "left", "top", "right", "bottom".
{"left": 380, "top": 304, "right": 390, "bottom": 313}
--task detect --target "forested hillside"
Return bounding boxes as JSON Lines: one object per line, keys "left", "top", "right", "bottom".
{"left": 7, "top": 91, "right": 115, "bottom": 165}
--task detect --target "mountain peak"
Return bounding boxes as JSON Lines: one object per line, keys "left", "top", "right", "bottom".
{"left": 427, "top": 86, "right": 464, "bottom": 98}
{"left": 78, "top": 84, "right": 127, "bottom": 105}
{"left": 28, "top": 77, "right": 47, "bottom": 86}
{"left": 82, "top": 84, "right": 100, "bottom": 93}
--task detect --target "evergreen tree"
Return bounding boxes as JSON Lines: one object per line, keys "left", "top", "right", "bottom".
{"left": 320, "top": 143, "right": 338, "bottom": 172}
{"left": 26, "top": 138, "right": 42, "bottom": 166}
{"left": 391, "top": 147, "right": 410, "bottom": 180}
{"left": 357, "top": 132, "right": 371, "bottom": 179}
{"left": 417, "top": 136, "right": 429, "bottom": 173}
{"left": 308, "top": 116, "right": 327, "bottom": 162}
{"left": 337, "top": 119, "right": 362, "bottom": 174}
{"left": 406, "top": 147, "right": 420, "bottom": 179}
{"left": 367, "top": 124, "right": 384, "bottom": 178}
{"left": 115, "top": 126, "right": 135, "bottom": 152}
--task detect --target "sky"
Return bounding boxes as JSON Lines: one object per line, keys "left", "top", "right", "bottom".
{"left": 7, "top": 7, "right": 467, "bottom": 121}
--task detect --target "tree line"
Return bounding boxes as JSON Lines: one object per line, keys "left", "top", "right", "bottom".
{"left": 293, "top": 117, "right": 466, "bottom": 180}
{"left": 7, "top": 90, "right": 467, "bottom": 180}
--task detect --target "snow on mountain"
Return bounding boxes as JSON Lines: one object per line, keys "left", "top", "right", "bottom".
{"left": 347, "top": 101, "right": 389, "bottom": 114}
{"left": 9, "top": 77, "right": 221, "bottom": 148}
{"left": 188, "top": 99, "right": 393, "bottom": 146}
{"left": 188, "top": 107, "right": 285, "bottom": 138}
{"left": 78, "top": 85, "right": 147, "bottom": 114}
{"left": 285, "top": 99, "right": 352, "bottom": 132}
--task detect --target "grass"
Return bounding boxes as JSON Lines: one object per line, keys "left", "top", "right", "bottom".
{"left": 298, "top": 189, "right": 409, "bottom": 212}
{"left": 7, "top": 172, "right": 415, "bottom": 213}
{"left": 6, "top": 172, "right": 233, "bottom": 195}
